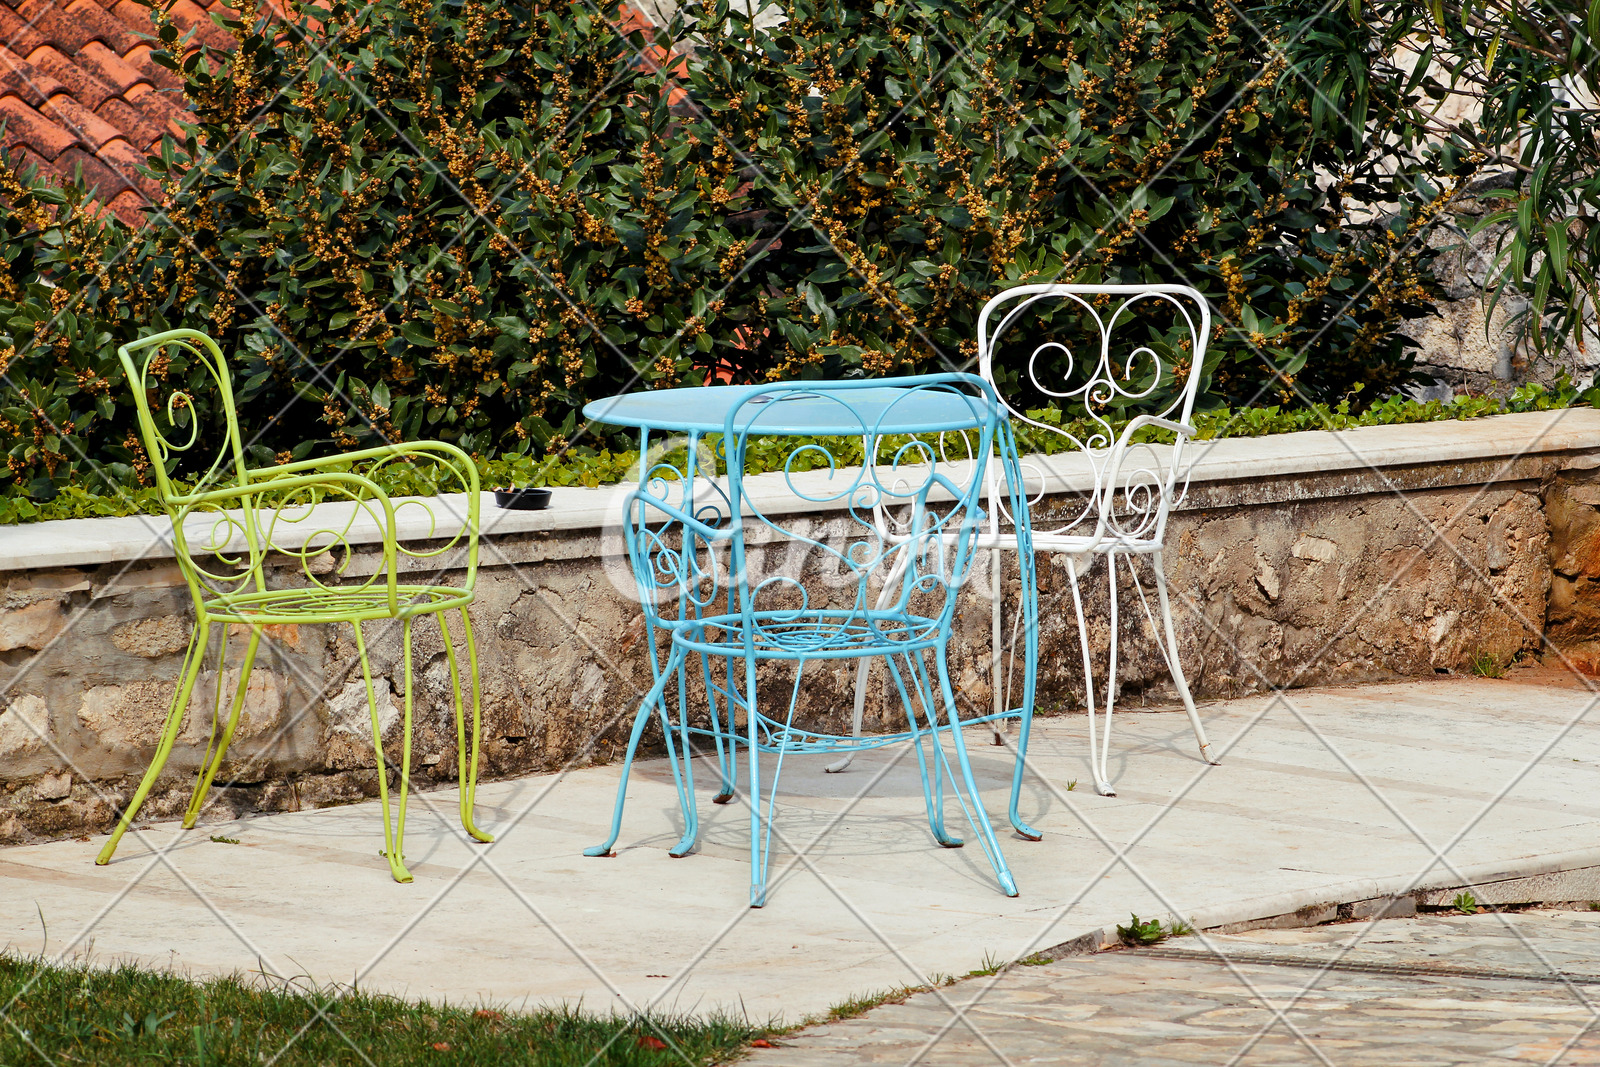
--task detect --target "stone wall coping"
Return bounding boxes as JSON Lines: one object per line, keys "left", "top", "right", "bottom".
{"left": 3, "top": 408, "right": 1598, "bottom": 574}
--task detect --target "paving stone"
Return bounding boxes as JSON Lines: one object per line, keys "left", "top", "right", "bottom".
{"left": 752, "top": 912, "right": 1600, "bottom": 1066}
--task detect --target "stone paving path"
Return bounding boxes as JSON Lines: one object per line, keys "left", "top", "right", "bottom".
{"left": 750, "top": 911, "right": 1600, "bottom": 1066}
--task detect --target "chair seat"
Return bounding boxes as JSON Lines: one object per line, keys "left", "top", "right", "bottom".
{"left": 669, "top": 608, "right": 944, "bottom": 659}
{"left": 202, "top": 584, "right": 471, "bottom": 624}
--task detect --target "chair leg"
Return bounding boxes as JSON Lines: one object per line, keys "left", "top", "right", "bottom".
{"left": 825, "top": 656, "right": 872, "bottom": 775}
{"left": 439, "top": 610, "right": 494, "bottom": 843}
{"left": 183, "top": 624, "right": 262, "bottom": 829}
{"left": 663, "top": 651, "right": 700, "bottom": 858}
{"left": 931, "top": 646, "right": 1018, "bottom": 897}
{"left": 353, "top": 621, "right": 411, "bottom": 883}
{"left": 999, "top": 547, "right": 1043, "bottom": 840}
{"left": 991, "top": 545, "right": 1006, "bottom": 746}
{"left": 745, "top": 655, "right": 770, "bottom": 908}
{"left": 1096, "top": 554, "right": 1120, "bottom": 796}
{"left": 1006, "top": 702, "right": 1043, "bottom": 841}
{"left": 828, "top": 553, "right": 907, "bottom": 775}
{"left": 97, "top": 622, "right": 212, "bottom": 865}
{"left": 886, "top": 651, "right": 962, "bottom": 848}
{"left": 704, "top": 650, "right": 737, "bottom": 803}
{"left": 584, "top": 646, "right": 683, "bottom": 858}
{"left": 1065, "top": 559, "right": 1114, "bottom": 796}
{"left": 1151, "top": 551, "right": 1218, "bottom": 765}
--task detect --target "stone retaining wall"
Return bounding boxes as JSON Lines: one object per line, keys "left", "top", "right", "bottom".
{"left": 2, "top": 416, "right": 1598, "bottom": 845}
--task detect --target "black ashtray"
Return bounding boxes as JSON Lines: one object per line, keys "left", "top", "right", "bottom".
{"left": 492, "top": 487, "right": 552, "bottom": 511}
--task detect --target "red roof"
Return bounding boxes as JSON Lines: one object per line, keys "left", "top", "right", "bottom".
{"left": 0, "top": 0, "right": 234, "bottom": 223}
{"left": 0, "top": 1, "right": 677, "bottom": 225}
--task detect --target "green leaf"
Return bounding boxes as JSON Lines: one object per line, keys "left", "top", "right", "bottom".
{"left": 399, "top": 321, "right": 437, "bottom": 348}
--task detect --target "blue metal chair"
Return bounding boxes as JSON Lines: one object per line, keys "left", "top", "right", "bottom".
{"left": 583, "top": 375, "right": 1037, "bottom": 907}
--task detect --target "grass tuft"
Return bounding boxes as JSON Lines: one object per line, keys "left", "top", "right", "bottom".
{"left": 1469, "top": 652, "right": 1505, "bottom": 678}
{"left": 809, "top": 985, "right": 925, "bottom": 1026}
{"left": 0, "top": 952, "right": 760, "bottom": 1065}
{"left": 1116, "top": 914, "right": 1193, "bottom": 947}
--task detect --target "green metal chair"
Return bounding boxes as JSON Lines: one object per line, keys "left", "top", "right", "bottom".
{"left": 95, "top": 328, "right": 493, "bottom": 882}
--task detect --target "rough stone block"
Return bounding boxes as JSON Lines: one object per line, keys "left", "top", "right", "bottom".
{"left": 1344, "top": 895, "right": 1417, "bottom": 921}
{"left": 0, "top": 694, "right": 51, "bottom": 757}
{"left": 0, "top": 600, "right": 66, "bottom": 651}
{"left": 78, "top": 682, "right": 179, "bottom": 750}
{"left": 3, "top": 569, "right": 89, "bottom": 604}
{"left": 34, "top": 770, "right": 71, "bottom": 800}
{"left": 110, "top": 614, "right": 192, "bottom": 657}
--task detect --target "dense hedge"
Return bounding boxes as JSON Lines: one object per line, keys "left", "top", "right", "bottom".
{"left": 1, "top": 0, "right": 1472, "bottom": 504}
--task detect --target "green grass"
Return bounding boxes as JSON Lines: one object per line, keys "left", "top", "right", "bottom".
{"left": 0, "top": 953, "right": 760, "bottom": 1066}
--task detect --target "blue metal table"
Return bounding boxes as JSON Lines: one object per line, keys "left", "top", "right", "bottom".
{"left": 581, "top": 375, "right": 1040, "bottom": 905}
{"left": 585, "top": 383, "right": 1006, "bottom": 436}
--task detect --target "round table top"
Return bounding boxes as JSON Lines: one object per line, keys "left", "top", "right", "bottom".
{"left": 583, "top": 382, "right": 994, "bottom": 436}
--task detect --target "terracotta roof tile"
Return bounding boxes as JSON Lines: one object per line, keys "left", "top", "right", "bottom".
{"left": 0, "top": 93, "right": 77, "bottom": 158}
{"left": 0, "top": 46, "right": 65, "bottom": 108}
{"left": 4, "top": 143, "right": 48, "bottom": 176}
{"left": 91, "top": 95, "right": 166, "bottom": 148}
{"left": 0, "top": 0, "right": 199, "bottom": 219}
{"left": 114, "top": 43, "right": 183, "bottom": 93}
{"left": 23, "top": 46, "right": 117, "bottom": 109}
{"left": 123, "top": 83, "right": 187, "bottom": 130}
{"left": 51, "top": 143, "right": 139, "bottom": 198}
{"left": 104, "top": 188, "right": 143, "bottom": 222}
{"left": 15, "top": 0, "right": 137, "bottom": 54}
{"left": 0, "top": 6, "right": 47, "bottom": 55}
{"left": 66, "top": 0, "right": 157, "bottom": 50}
{"left": 92, "top": 134, "right": 151, "bottom": 175}
{"left": 39, "top": 91, "right": 123, "bottom": 150}
{"left": 71, "top": 41, "right": 147, "bottom": 97}
{"left": 161, "top": 0, "right": 235, "bottom": 50}
{"left": 107, "top": 0, "right": 145, "bottom": 30}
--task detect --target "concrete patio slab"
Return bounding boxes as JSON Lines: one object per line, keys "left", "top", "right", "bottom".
{"left": 3, "top": 676, "right": 1600, "bottom": 1024}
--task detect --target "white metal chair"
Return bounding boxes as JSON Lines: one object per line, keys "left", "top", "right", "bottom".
{"left": 833, "top": 284, "right": 1218, "bottom": 799}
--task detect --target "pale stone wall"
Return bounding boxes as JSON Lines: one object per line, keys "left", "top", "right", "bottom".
{"left": 0, "top": 449, "right": 1572, "bottom": 846}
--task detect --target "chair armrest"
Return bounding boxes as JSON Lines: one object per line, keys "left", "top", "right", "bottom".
{"left": 1117, "top": 414, "right": 1196, "bottom": 441}
{"left": 175, "top": 472, "right": 404, "bottom": 612}
{"left": 631, "top": 488, "right": 737, "bottom": 542}
{"left": 1098, "top": 415, "right": 1193, "bottom": 544}
{"left": 175, "top": 471, "right": 397, "bottom": 515}
{"left": 247, "top": 441, "right": 479, "bottom": 493}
